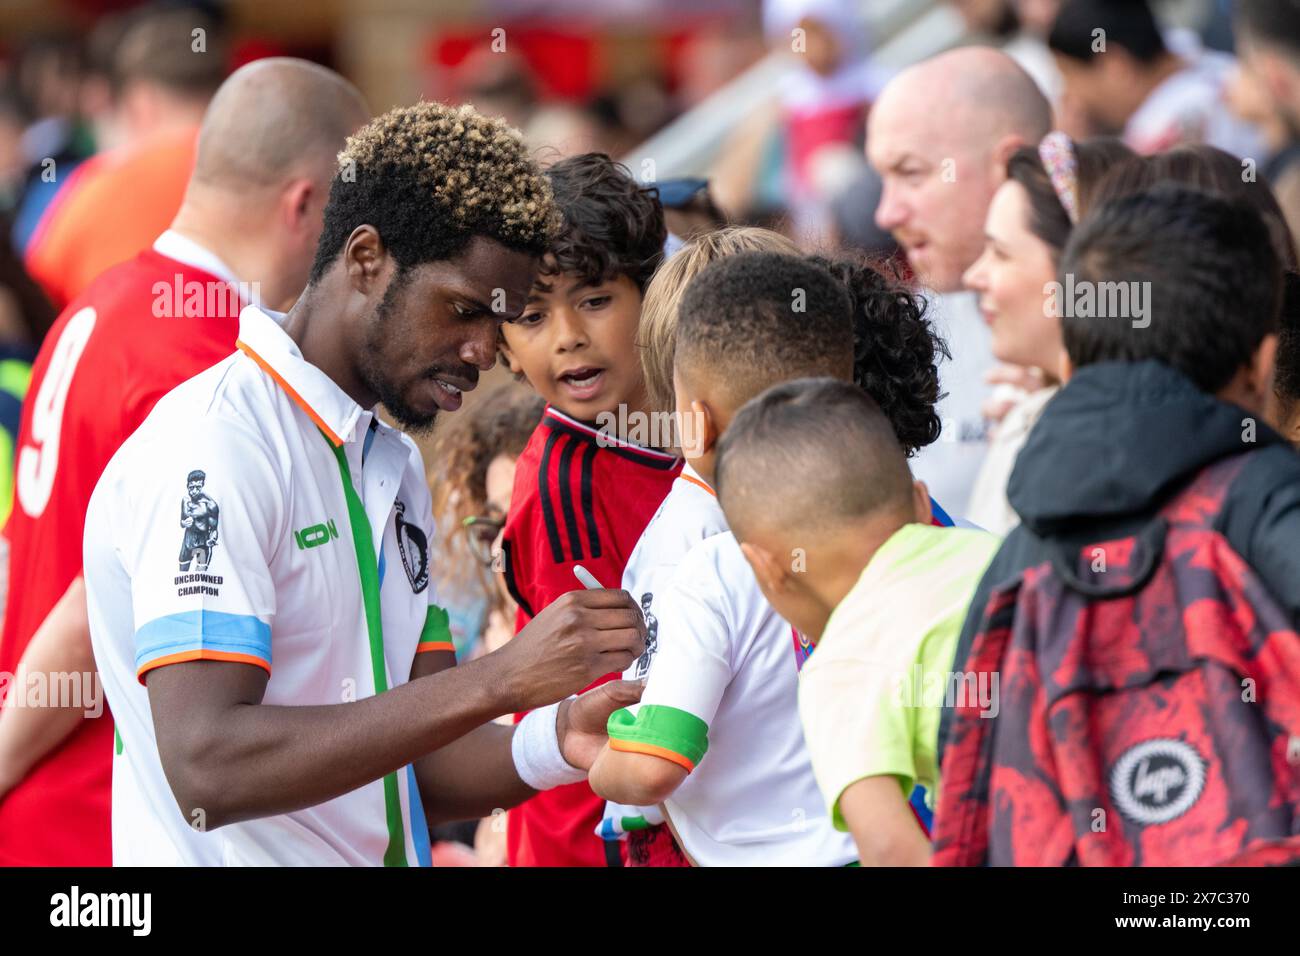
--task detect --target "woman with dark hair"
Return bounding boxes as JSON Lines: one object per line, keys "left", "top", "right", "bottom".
{"left": 961, "top": 133, "right": 1134, "bottom": 533}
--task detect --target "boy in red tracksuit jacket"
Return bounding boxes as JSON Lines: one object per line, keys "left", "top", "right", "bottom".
{"left": 499, "top": 153, "right": 679, "bottom": 866}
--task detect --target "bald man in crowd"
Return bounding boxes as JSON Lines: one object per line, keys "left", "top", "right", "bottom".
{"left": 0, "top": 58, "right": 369, "bottom": 866}
{"left": 867, "top": 47, "right": 1051, "bottom": 518}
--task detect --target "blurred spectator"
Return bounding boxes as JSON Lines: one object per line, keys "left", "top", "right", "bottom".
{"left": 950, "top": 1, "right": 1066, "bottom": 120}
{"left": 1233, "top": 0, "right": 1300, "bottom": 267}
{"left": 951, "top": 0, "right": 1020, "bottom": 37}
{"left": 1225, "top": 59, "right": 1292, "bottom": 165}
{"left": 429, "top": 382, "right": 546, "bottom": 664}
{"left": 24, "top": 3, "right": 229, "bottom": 310}
{"left": 1047, "top": 0, "right": 1265, "bottom": 157}
{"left": 456, "top": 47, "right": 539, "bottom": 131}
{"left": 0, "top": 225, "right": 55, "bottom": 626}
{"left": 0, "top": 34, "right": 95, "bottom": 253}
{"left": 524, "top": 104, "right": 605, "bottom": 160}
{"left": 825, "top": 164, "right": 896, "bottom": 258}
{"left": 654, "top": 177, "right": 727, "bottom": 252}
{"left": 427, "top": 381, "right": 545, "bottom": 865}
{"left": 1007, "top": 0, "right": 1065, "bottom": 111}
{"left": 674, "top": 23, "right": 768, "bottom": 109}
{"left": 763, "top": 0, "right": 884, "bottom": 240}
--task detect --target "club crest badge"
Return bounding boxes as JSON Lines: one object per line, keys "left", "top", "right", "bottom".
{"left": 393, "top": 500, "right": 429, "bottom": 593}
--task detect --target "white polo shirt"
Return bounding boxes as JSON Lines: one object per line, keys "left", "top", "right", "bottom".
{"left": 85, "top": 305, "right": 454, "bottom": 866}
{"left": 606, "top": 491, "right": 857, "bottom": 866}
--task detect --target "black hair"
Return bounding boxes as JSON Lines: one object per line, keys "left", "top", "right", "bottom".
{"left": 1274, "top": 271, "right": 1300, "bottom": 415}
{"left": 1048, "top": 0, "right": 1166, "bottom": 64}
{"left": 308, "top": 102, "right": 557, "bottom": 284}
{"left": 808, "top": 256, "right": 945, "bottom": 456}
{"left": 1089, "top": 145, "right": 1299, "bottom": 269}
{"left": 715, "top": 377, "right": 914, "bottom": 539}
{"left": 675, "top": 252, "right": 854, "bottom": 396}
{"left": 538, "top": 153, "right": 666, "bottom": 293}
{"left": 1005, "top": 137, "right": 1135, "bottom": 257}
{"left": 1061, "top": 185, "right": 1283, "bottom": 393}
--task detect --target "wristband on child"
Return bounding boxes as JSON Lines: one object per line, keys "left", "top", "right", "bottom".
{"left": 511, "top": 699, "right": 587, "bottom": 790}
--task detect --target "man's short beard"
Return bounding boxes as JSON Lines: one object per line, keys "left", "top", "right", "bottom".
{"left": 357, "top": 269, "right": 439, "bottom": 435}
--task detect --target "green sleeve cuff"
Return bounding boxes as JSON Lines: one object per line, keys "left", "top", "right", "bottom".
{"left": 416, "top": 605, "right": 455, "bottom": 652}
{"left": 607, "top": 704, "right": 709, "bottom": 772}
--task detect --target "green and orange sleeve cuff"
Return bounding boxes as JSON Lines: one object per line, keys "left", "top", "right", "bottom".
{"left": 606, "top": 704, "right": 709, "bottom": 773}
{"left": 415, "top": 605, "right": 455, "bottom": 655}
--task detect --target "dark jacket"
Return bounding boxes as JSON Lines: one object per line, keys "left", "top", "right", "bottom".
{"left": 940, "top": 360, "right": 1300, "bottom": 752}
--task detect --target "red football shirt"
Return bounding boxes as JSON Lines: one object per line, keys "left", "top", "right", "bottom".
{"left": 0, "top": 242, "right": 243, "bottom": 865}
{"left": 502, "top": 406, "right": 681, "bottom": 867}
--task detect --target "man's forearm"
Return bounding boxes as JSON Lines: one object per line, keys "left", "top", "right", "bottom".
{"left": 156, "top": 652, "right": 516, "bottom": 829}
{"left": 414, "top": 721, "right": 535, "bottom": 824}
{"left": 0, "top": 577, "right": 94, "bottom": 797}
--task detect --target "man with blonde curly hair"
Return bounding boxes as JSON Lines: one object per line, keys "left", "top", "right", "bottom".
{"left": 82, "top": 102, "right": 647, "bottom": 866}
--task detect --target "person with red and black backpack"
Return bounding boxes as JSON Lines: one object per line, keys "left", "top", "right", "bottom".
{"left": 935, "top": 185, "right": 1300, "bottom": 866}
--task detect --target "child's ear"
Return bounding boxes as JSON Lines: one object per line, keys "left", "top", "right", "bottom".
{"left": 1057, "top": 347, "right": 1074, "bottom": 384}
{"left": 1285, "top": 407, "right": 1300, "bottom": 448}
{"left": 677, "top": 399, "right": 715, "bottom": 460}
{"left": 497, "top": 335, "right": 525, "bottom": 378}
{"left": 1249, "top": 333, "right": 1279, "bottom": 403}
{"left": 911, "top": 480, "right": 932, "bottom": 525}
{"left": 689, "top": 399, "right": 718, "bottom": 458}
{"left": 740, "top": 540, "right": 788, "bottom": 598}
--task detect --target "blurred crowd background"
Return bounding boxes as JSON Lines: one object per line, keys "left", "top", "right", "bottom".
{"left": 1, "top": 0, "right": 1275, "bottom": 292}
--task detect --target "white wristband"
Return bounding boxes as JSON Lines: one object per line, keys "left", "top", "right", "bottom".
{"left": 512, "top": 700, "right": 587, "bottom": 791}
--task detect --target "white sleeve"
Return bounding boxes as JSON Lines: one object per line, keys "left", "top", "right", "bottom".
{"left": 119, "top": 419, "right": 287, "bottom": 684}
{"left": 605, "top": 545, "right": 732, "bottom": 773}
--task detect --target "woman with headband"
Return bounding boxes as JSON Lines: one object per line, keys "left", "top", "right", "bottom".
{"left": 961, "top": 131, "right": 1133, "bottom": 534}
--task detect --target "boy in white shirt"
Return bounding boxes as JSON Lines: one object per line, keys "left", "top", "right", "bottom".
{"left": 596, "top": 226, "right": 798, "bottom": 864}
{"left": 588, "top": 252, "right": 861, "bottom": 865}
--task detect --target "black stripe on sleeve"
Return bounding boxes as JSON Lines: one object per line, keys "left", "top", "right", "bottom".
{"left": 538, "top": 429, "right": 566, "bottom": 563}
{"left": 558, "top": 434, "right": 584, "bottom": 561}
{"left": 500, "top": 537, "right": 534, "bottom": 620}
{"left": 580, "top": 441, "right": 601, "bottom": 559}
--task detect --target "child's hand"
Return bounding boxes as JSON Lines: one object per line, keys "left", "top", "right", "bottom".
{"left": 557, "top": 679, "right": 644, "bottom": 771}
